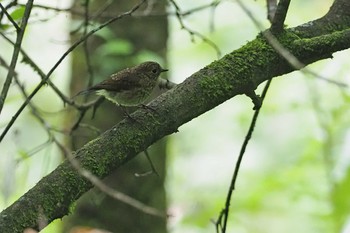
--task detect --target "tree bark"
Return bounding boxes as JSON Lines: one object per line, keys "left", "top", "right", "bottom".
{"left": 0, "top": 0, "right": 349, "bottom": 232}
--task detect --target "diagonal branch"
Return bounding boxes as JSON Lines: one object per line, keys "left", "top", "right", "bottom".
{"left": 270, "top": 0, "right": 291, "bottom": 33}
{"left": 0, "top": 3, "right": 20, "bottom": 31}
{"left": 0, "top": 0, "right": 34, "bottom": 114}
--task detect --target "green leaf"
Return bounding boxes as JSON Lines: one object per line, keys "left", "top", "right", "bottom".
{"left": 0, "top": 23, "right": 11, "bottom": 30}
{"left": 10, "top": 6, "right": 25, "bottom": 21}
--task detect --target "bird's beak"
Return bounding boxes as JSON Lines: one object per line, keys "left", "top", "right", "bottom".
{"left": 161, "top": 68, "right": 168, "bottom": 73}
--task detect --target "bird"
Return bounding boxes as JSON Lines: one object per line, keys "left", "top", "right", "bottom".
{"left": 75, "top": 61, "right": 172, "bottom": 106}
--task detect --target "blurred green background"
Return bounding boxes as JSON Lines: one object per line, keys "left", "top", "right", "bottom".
{"left": 0, "top": 0, "right": 350, "bottom": 232}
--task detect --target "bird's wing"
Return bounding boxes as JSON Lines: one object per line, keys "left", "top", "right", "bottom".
{"left": 90, "top": 69, "right": 142, "bottom": 92}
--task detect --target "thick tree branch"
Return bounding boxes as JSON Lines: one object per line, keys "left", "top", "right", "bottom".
{"left": 0, "top": 1, "right": 350, "bottom": 232}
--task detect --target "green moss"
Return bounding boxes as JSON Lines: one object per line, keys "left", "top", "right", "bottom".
{"left": 294, "top": 30, "right": 345, "bottom": 52}
{"left": 198, "top": 36, "right": 269, "bottom": 97}
{"left": 197, "top": 29, "right": 308, "bottom": 103}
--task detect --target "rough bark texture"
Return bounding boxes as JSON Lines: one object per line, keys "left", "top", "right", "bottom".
{"left": 0, "top": 0, "right": 349, "bottom": 232}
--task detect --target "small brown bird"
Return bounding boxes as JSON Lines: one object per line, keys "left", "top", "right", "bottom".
{"left": 76, "top": 61, "right": 172, "bottom": 106}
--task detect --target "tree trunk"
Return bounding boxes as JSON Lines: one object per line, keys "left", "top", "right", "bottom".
{"left": 63, "top": 1, "right": 168, "bottom": 232}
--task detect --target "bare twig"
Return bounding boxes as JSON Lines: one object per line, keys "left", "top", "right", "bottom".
{"left": 82, "top": 0, "right": 95, "bottom": 91}
{"left": 181, "top": 0, "right": 220, "bottom": 17}
{"left": 0, "top": 30, "right": 105, "bottom": 120}
{"left": 18, "top": 3, "right": 75, "bottom": 13}
{"left": 20, "top": 1, "right": 221, "bottom": 20}
{"left": 266, "top": 0, "right": 277, "bottom": 22}
{"left": 270, "top": 0, "right": 291, "bottom": 33}
{"left": 0, "top": 3, "right": 20, "bottom": 31}
{"left": 70, "top": 0, "right": 113, "bottom": 35}
{"left": 168, "top": 0, "right": 221, "bottom": 58}
{"left": 0, "top": 0, "right": 34, "bottom": 114}
{"left": 0, "top": 32, "right": 74, "bottom": 105}
{"left": 2, "top": 56, "right": 63, "bottom": 163}
{"left": 216, "top": 78, "right": 272, "bottom": 233}
{"left": 0, "top": 0, "right": 18, "bottom": 23}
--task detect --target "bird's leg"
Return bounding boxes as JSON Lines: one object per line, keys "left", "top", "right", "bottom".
{"left": 119, "top": 105, "right": 136, "bottom": 121}
{"left": 134, "top": 149, "right": 159, "bottom": 177}
{"left": 91, "top": 97, "right": 105, "bottom": 119}
{"left": 138, "top": 104, "right": 156, "bottom": 112}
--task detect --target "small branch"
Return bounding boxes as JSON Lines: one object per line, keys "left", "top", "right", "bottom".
{"left": 168, "top": 0, "right": 221, "bottom": 58}
{"left": 0, "top": 3, "right": 20, "bottom": 31}
{"left": 0, "top": 0, "right": 34, "bottom": 115}
{"left": 0, "top": 32, "right": 74, "bottom": 105}
{"left": 270, "top": 0, "right": 291, "bottom": 33}
{"left": 82, "top": 0, "right": 95, "bottom": 90}
{"left": 266, "top": 0, "right": 277, "bottom": 23}
{"left": 0, "top": 0, "right": 18, "bottom": 22}
{"left": 18, "top": 3, "right": 76, "bottom": 14}
{"left": 0, "top": 31, "right": 103, "bottom": 121}
{"left": 216, "top": 79, "right": 272, "bottom": 233}
{"left": 180, "top": 0, "right": 220, "bottom": 17}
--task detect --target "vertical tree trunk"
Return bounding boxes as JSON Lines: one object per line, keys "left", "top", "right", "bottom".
{"left": 63, "top": 1, "right": 168, "bottom": 232}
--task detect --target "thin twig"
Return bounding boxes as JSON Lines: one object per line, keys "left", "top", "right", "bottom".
{"left": 0, "top": 32, "right": 74, "bottom": 105}
{"left": 82, "top": 0, "right": 95, "bottom": 90}
{"left": 0, "top": 30, "right": 105, "bottom": 117}
{"left": 0, "top": 0, "right": 18, "bottom": 23}
{"left": 266, "top": 0, "right": 277, "bottom": 23}
{"left": 9, "top": 59, "right": 63, "bottom": 163}
{"left": 17, "top": 3, "right": 75, "bottom": 13}
{"left": 270, "top": 0, "right": 291, "bottom": 33}
{"left": 0, "top": 3, "right": 20, "bottom": 31}
{"left": 0, "top": 0, "right": 34, "bottom": 114}
{"left": 168, "top": 0, "right": 221, "bottom": 58}
{"left": 216, "top": 79, "right": 272, "bottom": 233}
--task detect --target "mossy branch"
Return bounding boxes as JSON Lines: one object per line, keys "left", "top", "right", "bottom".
{"left": 0, "top": 1, "right": 350, "bottom": 232}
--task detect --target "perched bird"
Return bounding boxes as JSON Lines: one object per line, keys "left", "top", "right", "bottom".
{"left": 76, "top": 61, "right": 173, "bottom": 106}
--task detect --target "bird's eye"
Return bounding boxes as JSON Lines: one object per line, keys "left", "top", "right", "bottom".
{"left": 152, "top": 69, "right": 158, "bottom": 73}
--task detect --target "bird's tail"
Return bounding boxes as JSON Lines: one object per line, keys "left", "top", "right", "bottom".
{"left": 71, "top": 88, "right": 95, "bottom": 99}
